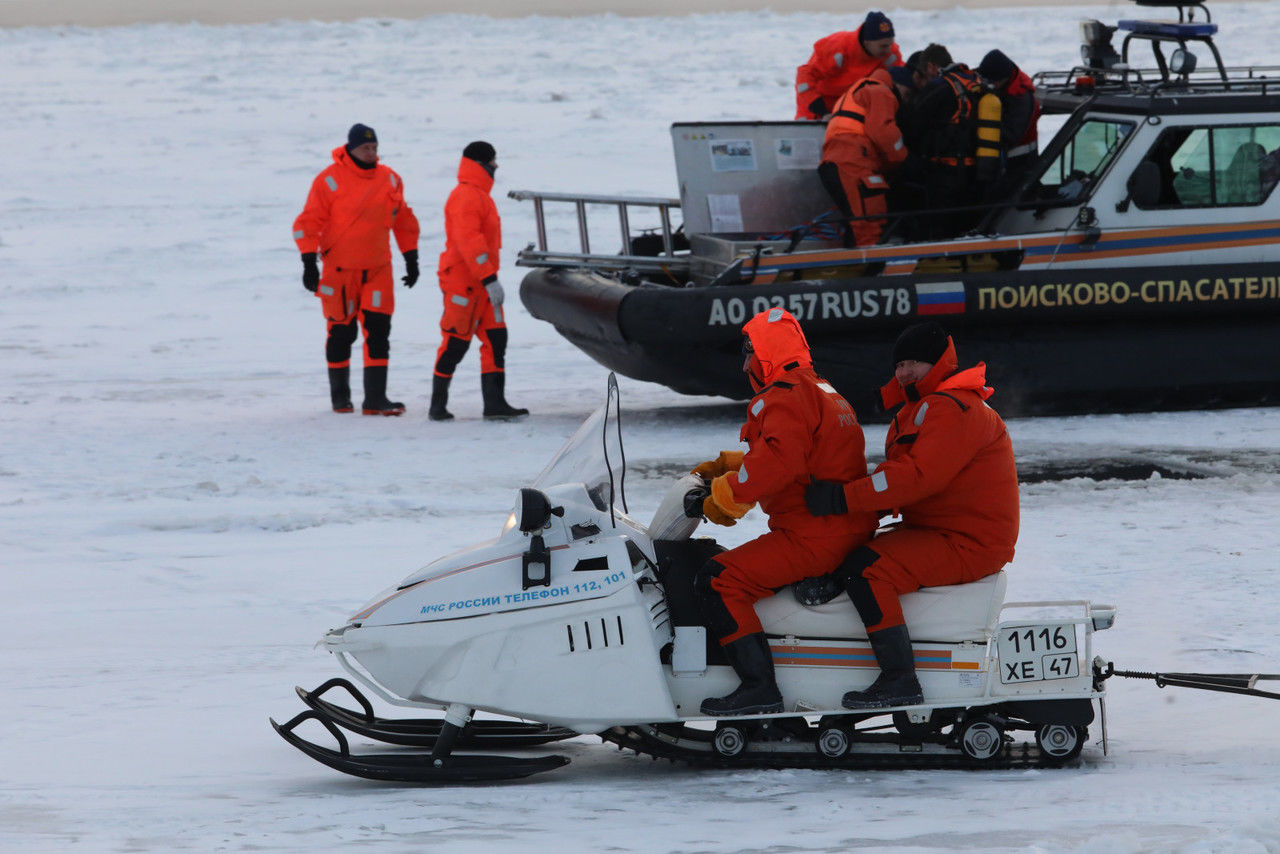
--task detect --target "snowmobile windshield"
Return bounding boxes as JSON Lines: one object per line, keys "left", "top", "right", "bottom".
{"left": 532, "top": 375, "right": 626, "bottom": 514}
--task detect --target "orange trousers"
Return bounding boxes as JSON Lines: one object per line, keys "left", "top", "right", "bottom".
{"left": 706, "top": 527, "right": 870, "bottom": 644}
{"left": 318, "top": 263, "right": 394, "bottom": 368}
{"left": 847, "top": 527, "right": 1007, "bottom": 632}
{"left": 821, "top": 135, "right": 889, "bottom": 247}
{"left": 436, "top": 266, "right": 506, "bottom": 375}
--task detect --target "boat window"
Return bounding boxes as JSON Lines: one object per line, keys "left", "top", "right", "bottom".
{"left": 1034, "top": 119, "right": 1134, "bottom": 203}
{"left": 1133, "top": 124, "right": 1280, "bottom": 209}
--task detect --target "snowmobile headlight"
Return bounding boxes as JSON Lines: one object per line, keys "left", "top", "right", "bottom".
{"left": 516, "top": 487, "right": 554, "bottom": 533}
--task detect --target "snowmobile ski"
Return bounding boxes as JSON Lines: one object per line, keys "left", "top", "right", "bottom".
{"left": 270, "top": 709, "right": 571, "bottom": 783}
{"left": 295, "top": 678, "right": 577, "bottom": 747}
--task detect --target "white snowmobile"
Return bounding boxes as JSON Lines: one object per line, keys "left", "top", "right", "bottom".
{"left": 272, "top": 375, "right": 1277, "bottom": 783}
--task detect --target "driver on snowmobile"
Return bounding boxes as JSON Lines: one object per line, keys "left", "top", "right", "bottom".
{"left": 803, "top": 322, "right": 1019, "bottom": 709}
{"left": 691, "top": 307, "right": 878, "bottom": 717}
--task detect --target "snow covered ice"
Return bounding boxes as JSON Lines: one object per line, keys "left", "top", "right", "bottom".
{"left": 3, "top": 4, "right": 1280, "bottom": 852}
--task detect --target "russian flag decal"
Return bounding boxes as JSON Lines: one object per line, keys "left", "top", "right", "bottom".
{"left": 915, "top": 281, "right": 966, "bottom": 315}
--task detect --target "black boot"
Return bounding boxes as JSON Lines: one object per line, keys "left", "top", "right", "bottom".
{"left": 328, "top": 367, "right": 353, "bottom": 413}
{"left": 842, "top": 624, "right": 924, "bottom": 709}
{"left": 428, "top": 375, "right": 454, "bottom": 421}
{"left": 361, "top": 366, "right": 405, "bottom": 416}
{"left": 481, "top": 372, "right": 529, "bottom": 420}
{"left": 700, "top": 633, "right": 784, "bottom": 717}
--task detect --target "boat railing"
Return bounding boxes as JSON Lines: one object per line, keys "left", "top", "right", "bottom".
{"left": 509, "top": 189, "right": 688, "bottom": 273}
{"left": 1036, "top": 64, "right": 1280, "bottom": 100}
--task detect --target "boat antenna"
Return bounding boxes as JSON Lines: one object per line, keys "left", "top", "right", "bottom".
{"left": 602, "top": 372, "right": 628, "bottom": 527}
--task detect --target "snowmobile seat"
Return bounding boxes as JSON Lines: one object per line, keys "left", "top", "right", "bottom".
{"left": 755, "top": 570, "right": 1008, "bottom": 643}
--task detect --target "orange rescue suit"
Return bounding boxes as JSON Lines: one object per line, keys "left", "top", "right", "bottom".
{"left": 436, "top": 156, "right": 505, "bottom": 374}
{"left": 293, "top": 146, "right": 419, "bottom": 367}
{"left": 702, "top": 309, "right": 878, "bottom": 643}
{"left": 795, "top": 27, "right": 903, "bottom": 120}
{"left": 821, "top": 70, "right": 907, "bottom": 247}
{"left": 837, "top": 338, "right": 1019, "bottom": 632}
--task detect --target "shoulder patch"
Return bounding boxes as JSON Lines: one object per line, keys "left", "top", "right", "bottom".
{"left": 816, "top": 381, "right": 837, "bottom": 394}
{"left": 324, "top": 175, "right": 338, "bottom": 192}
{"left": 750, "top": 399, "right": 764, "bottom": 417}
{"left": 914, "top": 401, "right": 929, "bottom": 427}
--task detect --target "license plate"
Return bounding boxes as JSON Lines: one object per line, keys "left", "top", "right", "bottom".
{"left": 997, "top": 623, "right": 1079, "bottom": 683}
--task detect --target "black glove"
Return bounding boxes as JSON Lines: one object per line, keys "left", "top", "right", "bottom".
{"left": 805, "top": 477, "right": 848, "bottom": 516}
{"left": 682, "top": 482, "right": 710, "bottom": 519}
{"left": 401, "top": 249, "right": 419, "bottom": 288}
{"left": 301, "top": 252, "right": 319, "bottom": 293}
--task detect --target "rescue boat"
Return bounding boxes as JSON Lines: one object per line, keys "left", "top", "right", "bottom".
{"left": 516, "top": 0, "right": 1280, "bottom": 417}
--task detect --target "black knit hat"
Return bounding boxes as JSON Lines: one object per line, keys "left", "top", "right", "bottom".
{"left": 861, "top": 11, "right": 894, "bottom": 41}
{"left": 892, "top": 322, "right": 949, "bottom": 366}
{"left": 463, "top": 140, "right": 496, "bottom": 163}
{"left": 977, "top": 49, "right": 1018, "bottom": 85}
{"left": 347, "top": 123, "right": 377, "bottom": 147}
{"left": 888, "top": 65, "right": 916, "bottom": 90}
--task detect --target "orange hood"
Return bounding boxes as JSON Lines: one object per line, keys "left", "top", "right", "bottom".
{"left": 742, "top": 308, "right": 813, "bottom": 390}
{"left": 331, "top": 145, "right": 379, "bottom": 179}
{"left": 880, "top": 337, "right": 993, "bottom": 408}
{"left": 456, "top": 156, "right": 495, "bottom": 193}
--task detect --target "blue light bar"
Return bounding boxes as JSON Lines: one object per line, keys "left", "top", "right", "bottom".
{"left": 1117, "top": 19, "right": 1218, "bottom": 37}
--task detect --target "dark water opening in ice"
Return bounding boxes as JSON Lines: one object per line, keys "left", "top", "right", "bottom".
{"left": 1016, "top": 460, "right": 1210, "bottom": 483}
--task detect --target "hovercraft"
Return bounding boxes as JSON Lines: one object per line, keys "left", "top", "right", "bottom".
{"left": 517, "top": 0, "right": 1280, "bottom": 418}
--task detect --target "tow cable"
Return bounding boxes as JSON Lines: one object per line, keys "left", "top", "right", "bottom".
{"left": 1098, "top": 662, "right": 1280, "bottom": 701}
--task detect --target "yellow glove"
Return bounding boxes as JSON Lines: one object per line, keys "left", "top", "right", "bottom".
{"left": 702, "top": 473, "right": 756, "bottom": 527}
{"left": 692, "top": 450, "right": 745, "bottom": 480}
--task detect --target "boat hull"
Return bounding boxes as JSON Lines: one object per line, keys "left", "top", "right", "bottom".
{"left": 520, "top": 261, "right": 1280, "bottom": 417}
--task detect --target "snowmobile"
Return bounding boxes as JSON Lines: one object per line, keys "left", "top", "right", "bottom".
{"left": 272, "top": 376, "right": 1279, "bottom": 783}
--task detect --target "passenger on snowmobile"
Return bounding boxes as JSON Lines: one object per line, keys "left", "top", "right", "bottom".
{"left": 691, "top": 307, "right": 878, "bottom": 717}
{"left": 804, "top": 322, "right": 1019, "bottom": 709}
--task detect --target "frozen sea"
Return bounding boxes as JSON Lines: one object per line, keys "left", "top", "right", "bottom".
{"left": 2, "top": 4, "right": 1279, "bottom": 853}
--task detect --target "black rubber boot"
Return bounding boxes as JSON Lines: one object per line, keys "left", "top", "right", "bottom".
{"left": 700, "top": 633, "right": 784, "bottom": 717}
{"left": 361, "top": 366, "right": 405, "bottom": 416}
{"left": 328, "top": 367, "right": 353, "bottom": 413}
{"left": 841, "top": 624, "right": 924, "bottom": 709}
{"left": 428, "top": 375, "right": 454, "bottom": 421}
{"left": 481, "top": 372, "right": 529, "bottom": 420}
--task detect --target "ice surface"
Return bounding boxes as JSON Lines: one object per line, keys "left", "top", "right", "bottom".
{"left": 2, "top": 5, "right": 1279, "bottom": 853}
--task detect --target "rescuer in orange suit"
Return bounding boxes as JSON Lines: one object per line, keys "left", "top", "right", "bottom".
{"left": 803, "top": 322, "right": 1019, "bottom": 709}
{"left": 691, "top": 308, "right": 878, "bottom": 717}
{"left": 429, "top": 141, "right": 528, "bottom": 422}
{"left": 795, "top": 10, "right": 903, "bottom": 121}
{"left": 818, "top": 65, "right": 915, "bottom": 247}
{"left": 293, "top": 123, "right": 420, "bottom": 415}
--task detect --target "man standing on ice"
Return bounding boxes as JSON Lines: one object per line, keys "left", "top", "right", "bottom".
{"left": 803, "top": 322, "right": 1019, "bottom": 709}
{"left": 293, "top": 123, "right": 420, "bottom": 415}
{"left": 428, "top": 141, "right": 528, "bottom": 421}
{"left": 691, "top": 308, "right": 878, "bottom": 716}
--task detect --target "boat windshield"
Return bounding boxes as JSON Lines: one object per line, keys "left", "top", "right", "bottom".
{"left": 1036, "top": 117, "right": 1135, "bottom": 202}
{"left": 532, "top": 374, "right": 627, "bottom": 514}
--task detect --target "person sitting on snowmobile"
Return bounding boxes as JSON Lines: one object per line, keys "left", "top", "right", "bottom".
{"left": 691, "top": 307, "right": 878, "bottom": 717}
{"left": 803, "top": 322, "right": 1019, "bottom": 709}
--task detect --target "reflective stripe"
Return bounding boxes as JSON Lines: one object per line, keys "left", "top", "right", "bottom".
{"left": 1008, "top": 142, "right": 1037, "bottom": 157}
{"left": 867, "top": 175, "right": 885, "bottom": 185}
{"left": 834, "top": 52, "right": 844, "bottom": 68}
{"left": 371, "top": 290, "right": 383, "bottom": 308}
{"left": 493, "top": 305, "right": 504, "bottom": 324}
{"left": 797, "top": 82, "right": 810, "bottom": 93}
{"left": 476, "top": 252, "right": 489, "bottom": 265}
{"left": 751, "top": 399, "right": 764, "bottom": 416}
{"left": 816, "top": 381, "right": 836, "bottom": 394}
{"left": 319, "top": 285, "right": 335, "bottom": 296}
{"left": 893, "top": 137, "right": 904, "bottom": 151}
{"left": 293, "top": 229, "right": 305, "bottom": 239}
{"left": 914, "top": 401, "right": 929, "bottom": 426}
{"left": 325, "top": 176, "right": 338, "bottom": 192}
{"left": 347, "top": 299, "right": 355, "bottom": 315}
{"left": 767, "top": 307, "right": 784, "bottom": 322}
{"left": 451, "top": 294, "right": 470, "bottom": 306}
{"left": 389, "top": 173, "right": 399, "bottom": 188}
{"left": 871, "top": 471, "right": 888, "bottom": 493}
{"left": 738, "top": 462, "right": 749, "bottom": 483}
